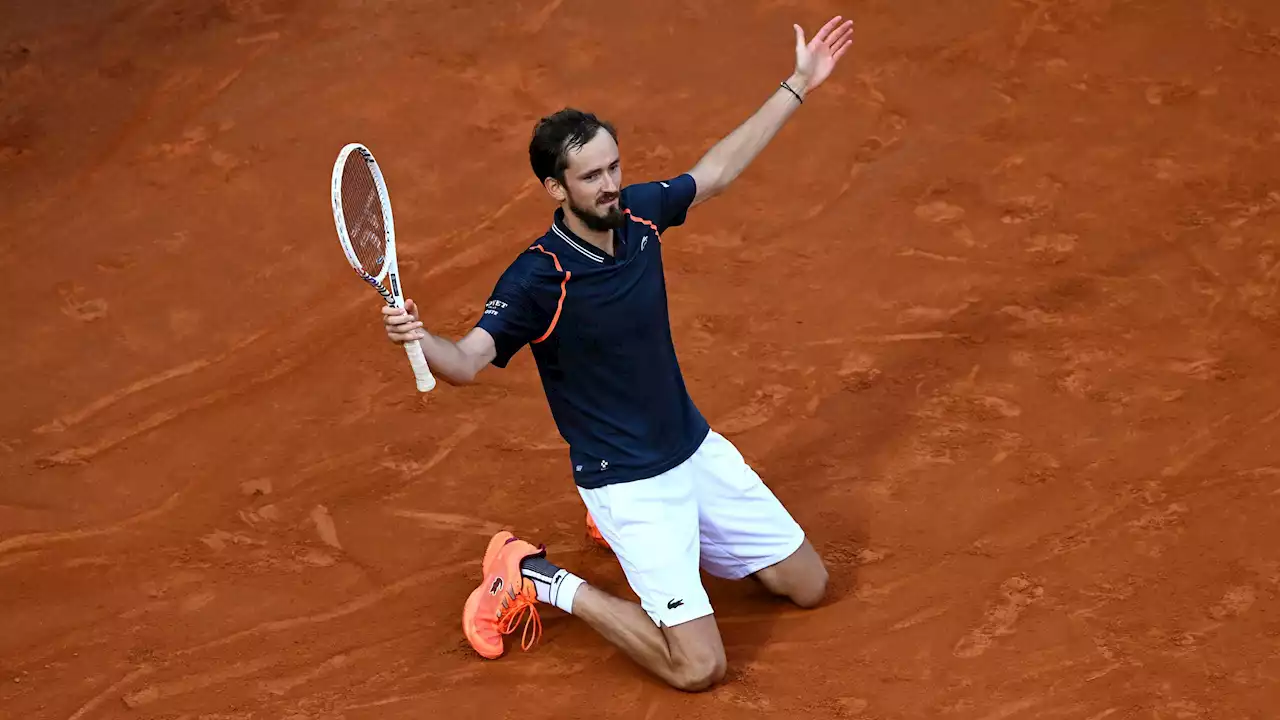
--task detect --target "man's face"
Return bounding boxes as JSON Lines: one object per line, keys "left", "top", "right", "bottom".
{"left": 554, "top": 128, "right": 623, "bottom": 231}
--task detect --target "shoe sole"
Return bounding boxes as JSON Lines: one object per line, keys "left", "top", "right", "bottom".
{"left": 463, "top": 583, "right": 504, "bottom": 660}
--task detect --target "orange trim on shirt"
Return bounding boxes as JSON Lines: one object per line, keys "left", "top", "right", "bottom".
{"left": 624, "top": 209, "right": 659, "bottom": 234}
{"left": 529, "top": 244, "right": 569, "bottom": 343}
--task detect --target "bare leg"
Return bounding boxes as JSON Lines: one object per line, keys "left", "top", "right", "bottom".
{"left": 751, "top": 538, "right": 829, "bottom": 608}
{"left": 569, "top": 584, "right": 726, "bottom": 692}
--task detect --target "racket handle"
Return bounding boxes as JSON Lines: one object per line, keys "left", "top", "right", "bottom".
{"left": 404, "top": 340, "right": 437, "bottom": 392}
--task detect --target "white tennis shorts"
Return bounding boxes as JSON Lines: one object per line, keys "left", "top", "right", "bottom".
{"left": 577, "top": 429, "right": 806, "bottom": 627}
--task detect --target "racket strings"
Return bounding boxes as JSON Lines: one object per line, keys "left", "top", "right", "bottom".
{"left": 340, "top": 156, "right": 388, "bottom": 275}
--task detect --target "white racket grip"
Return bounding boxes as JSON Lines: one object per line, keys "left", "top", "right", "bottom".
{"left": 404, "top": 340, "right": 437, "bottom": 392}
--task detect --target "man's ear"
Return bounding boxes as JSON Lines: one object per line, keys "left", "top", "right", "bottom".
{"left": 544, "top": 176, "right": 567, "bottom": 203}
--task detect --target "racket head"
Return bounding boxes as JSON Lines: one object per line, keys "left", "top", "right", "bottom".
{"left": 331, "top": 143, "right": 404, "bottom": 307}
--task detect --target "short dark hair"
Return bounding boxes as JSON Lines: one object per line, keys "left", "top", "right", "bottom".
{"left": 529, "top": 108, "right": 617, "bottom": 185}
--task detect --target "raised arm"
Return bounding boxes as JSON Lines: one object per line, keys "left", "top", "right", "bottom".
{"left": 688, "top": 15, "right": 854, "bottom": 207}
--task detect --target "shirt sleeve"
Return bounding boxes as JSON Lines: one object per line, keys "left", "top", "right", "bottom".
{"left": 474, "top": 270, "right": 548, "bottom": 368}
{"left": 623, "top": 173, "right": 698, "bottom": 234}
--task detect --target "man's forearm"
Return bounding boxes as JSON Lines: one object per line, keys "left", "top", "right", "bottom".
{"left": 416, "top": 332, "right": 483, "bottom": 385}
{"left": 690, "top": 72, "right": 807, "bottom": 202}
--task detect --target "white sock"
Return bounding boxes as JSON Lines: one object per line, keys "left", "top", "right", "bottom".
{"left": 520, "top": 556, "right": 585, "bottom": 614}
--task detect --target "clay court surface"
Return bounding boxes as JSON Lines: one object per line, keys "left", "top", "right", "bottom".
{"left": 5, "top": 0, "right": 1280, "bottom": 717}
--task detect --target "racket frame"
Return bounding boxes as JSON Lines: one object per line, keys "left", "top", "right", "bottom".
{"left": 331, "top": 142, "right": 437, "bottom": 392}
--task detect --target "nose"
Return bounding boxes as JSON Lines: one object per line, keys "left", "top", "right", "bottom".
{"left": 601, "top": 172, "right": 619, "bottom": 195}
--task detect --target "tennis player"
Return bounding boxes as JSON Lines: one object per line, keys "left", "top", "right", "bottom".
{"left": 381, "top": 16, "right": 854, "bottom": 691}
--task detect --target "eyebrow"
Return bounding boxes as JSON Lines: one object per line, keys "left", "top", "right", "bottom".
{"left": 578, "top": 158, "right": 620, "bottom": 179}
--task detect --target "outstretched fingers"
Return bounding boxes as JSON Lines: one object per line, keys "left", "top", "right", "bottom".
{"left": 811, "top": 15, "right": 845, "bottom": 45}
{"left": 824, "top": 20, "right": 854, "bottom": 53}
{"left": 832, "top": 33, "right": 854, "bottom": 62}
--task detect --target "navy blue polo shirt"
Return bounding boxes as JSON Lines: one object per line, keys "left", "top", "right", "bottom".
{"left": 475, "top": 173, "right": 709, "bottom": 489}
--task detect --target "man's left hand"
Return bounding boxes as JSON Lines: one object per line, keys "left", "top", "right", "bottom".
{"left": 792, "top": 15, "right": 855, "bottom": 94}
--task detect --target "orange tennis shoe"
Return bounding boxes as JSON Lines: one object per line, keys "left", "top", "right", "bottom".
{"left": 585, "top": 511, "right": 612, "bottom": 552}
{"left": 463, "top": 531, "right": 544, "bottom": 659}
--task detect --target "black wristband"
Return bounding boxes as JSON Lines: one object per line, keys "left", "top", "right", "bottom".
{"left": 780, "top": 80, "right": 804, "bottom": 103}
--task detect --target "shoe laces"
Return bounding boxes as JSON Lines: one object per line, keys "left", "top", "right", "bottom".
{"left": 496, "top": 578, "right": 542, "bottom": 651}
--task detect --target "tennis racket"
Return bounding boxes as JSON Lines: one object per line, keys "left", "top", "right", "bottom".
{"left": 330, "top": 142, "right": 436, "bottom": 392}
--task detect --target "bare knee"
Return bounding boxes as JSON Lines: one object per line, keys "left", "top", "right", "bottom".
{"left": 670, "top": 652, "right": 727, "bottom": 692}
{"left": 788, "top": 562, "right": 829, "bottom": 609}
{"left": 755, "top": 540, "right": 830, "bottom": 609}
{"left": 662, "top": 614, "right": 727, "bottom": 692}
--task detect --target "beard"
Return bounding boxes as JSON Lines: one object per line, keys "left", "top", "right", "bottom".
{"left": 568, "top": 192, "right": 624, "bottom": 231}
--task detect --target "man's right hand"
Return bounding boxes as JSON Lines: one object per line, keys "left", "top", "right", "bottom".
{"left": 383, "top": 299, "right": 425, "bottom": 344}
